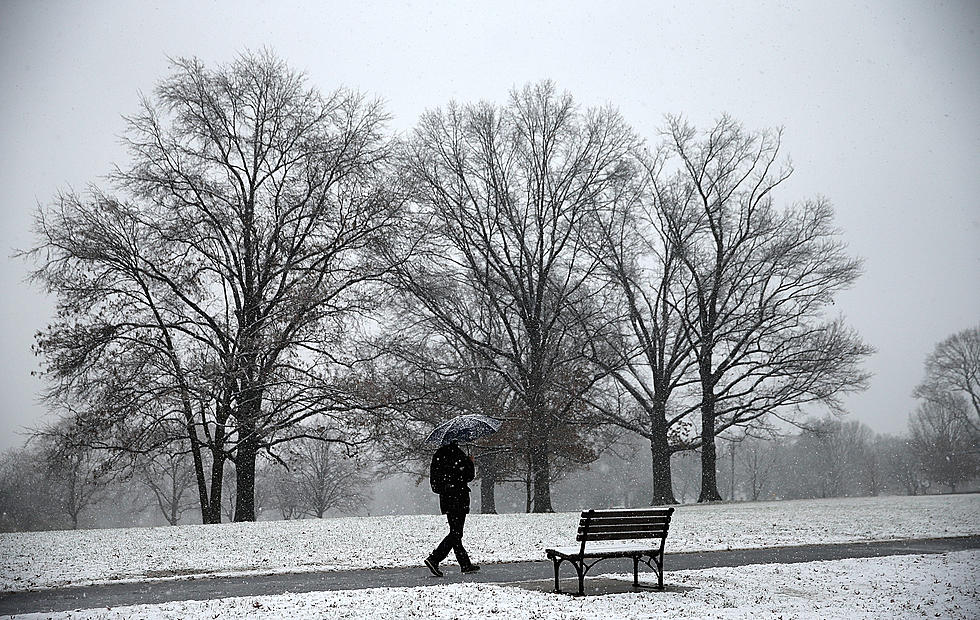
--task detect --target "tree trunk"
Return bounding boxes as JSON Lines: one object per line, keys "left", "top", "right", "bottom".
{"left": 729, "top": 441, "right": 736, "bottom": 501}
{"left": 203, "top": 400, "right": 229, "bottom": 524}
{"left": 205, "top": 447, "right": 226, "bottom": 524}
{"left": 698, "top": 398, "right": 723, "bottom": 502}
{"left": 523, "top": 370, "right": 554, "bottom": 513}
{"left": 650, "top": 442, "right": 678, "bottom": 505}
{"left": 697, "top": 353, "right": 723, "bottom": 503}
{"left": 530, "top": 440, "right": 553, "bottom": 513}
{"left": 234, "top": 411, "right": 258, "bottom": 521}
{"left": 189, "top": 437, "right": 210, "bottom": 523}
{"left": 169, "top": 471, "right": 179, "bottom": 525}
{"left": 649, "top": 409, "right": 678, "bottom": 505}
{"left": 526, "top": 389, "right": 554, "bottom": 513}
{"left": 184, "top": 402, "right": 212, "bottom": 523}
{"left": 477, "top": 454, "right": 497, "bottom": 514}
{"left": 237, "top": 209, "right": 260, "bottom": 523}
{"left": 233, "top": 369, "right": 263, "bottom": 522}
{"left": 234, "top": 440, "right": 257, "bottom": 521}
{"left": 525, "top": 447, "right": 532, "bottom": 513}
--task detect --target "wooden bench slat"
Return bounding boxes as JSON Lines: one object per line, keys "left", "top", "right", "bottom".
{"left": 578, "top": 523, "right": 670, "bottom": 535}
{"left": 576, "top": 531, "right": 667, "bottom": 541}
{"left": 584, "top": 508, "right": 674, "bottom": 517}
{"left": 579, "top": 516, "right": 671, "bottom": 527}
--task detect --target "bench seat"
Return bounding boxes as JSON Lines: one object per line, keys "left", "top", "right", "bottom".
{"left": 546, "top": 542, "right": 665, "bottom": 557}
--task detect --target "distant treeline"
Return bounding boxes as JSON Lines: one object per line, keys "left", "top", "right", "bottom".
{"left": 2, "top": 395, "right": 977, "bottom": 531}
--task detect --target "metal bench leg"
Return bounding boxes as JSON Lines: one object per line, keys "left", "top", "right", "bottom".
{"left": 552, "top": 557, "right": 562, "bottom": 593}
{"left": 574, "top": 560, "right": 585, "bottom": 596}
{"left": 633, "top": 555, "right": 640, "bottom": 588}
{"left": 656, "top": 553, "right": 664, "bottom": 589}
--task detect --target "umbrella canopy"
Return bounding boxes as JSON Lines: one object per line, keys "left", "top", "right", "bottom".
{"left": 425, "top": 414, "right": 502, "bottom": 446}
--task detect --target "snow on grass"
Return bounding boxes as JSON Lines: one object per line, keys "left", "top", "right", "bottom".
{"left": 8, "top": 551, "right": 979, "bottom": 619}
{"left": 1, "top": 494, "right": 977, "bottom": 592}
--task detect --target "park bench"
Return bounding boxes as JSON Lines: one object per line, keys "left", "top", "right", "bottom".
{"left": 545, "top": 507, "right": 675, "bottom": 595}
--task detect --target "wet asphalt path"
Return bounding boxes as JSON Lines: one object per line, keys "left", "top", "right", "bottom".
{"left": 2, "top": 535, "right": 977, "bottom": 616}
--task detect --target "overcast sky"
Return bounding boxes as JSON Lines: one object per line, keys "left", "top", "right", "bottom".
{"left": 1, "top": 0, "right": 977, "bottom": 451}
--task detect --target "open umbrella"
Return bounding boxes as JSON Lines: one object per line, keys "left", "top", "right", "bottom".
{"left": 425, "top": 414, "right": 502, "bottom": 446}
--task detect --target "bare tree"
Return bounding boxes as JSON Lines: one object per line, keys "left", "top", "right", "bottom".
{"left": 581, "top": 149, "right": 699, "bottom": 505}
{"left": 26, "top": 50, "right": 398, "bottom": 522}
{"left": 267, "top": 463, "right": 303, "bottom": 519}
{"left": 908, "top": 395, "right": 978, "bottom": 493}
{"left": 736, "top": 437, "right": 780, "bottom": 501}
{"left": 35, "top": 424, "right": 112, "bottom": 529}
{"left": 280, "top": 433, "right": 374, "bottom": 518}
{"left": 863, "top": 435, "right": 884, "bottom": 496}
{"left": 0, "top": 448, "right": 63, "bottom": 532}
{"left": 137, "top": 445, "right": 197, "bottom": 525}
{"left": 915, "top": 325, "right": 980, "bottom": 434}
{"left": 783, "top": 418, "right": 874, "bottom": 499}
{"left": 876, "top": 434, "right": 925, "bottom": 496}
{"left": 661, "top": 116, "right": 872, "bottom": 502}
{"left": 669, "top": 451, "right": 701, "bottom": 503}
{"left": 390, "top": 81, "right": 640, "bottom": 511}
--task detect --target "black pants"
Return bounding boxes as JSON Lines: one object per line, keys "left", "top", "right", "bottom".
{"left": 430, "top": 511, "right": 471, "bottom": 566}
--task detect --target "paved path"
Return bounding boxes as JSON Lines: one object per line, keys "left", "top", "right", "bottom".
{"left": 2, "top": 536, "right": 977, "bottom": 616}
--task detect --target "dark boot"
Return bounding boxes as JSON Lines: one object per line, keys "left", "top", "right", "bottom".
{"left": 424, "top": 556, "right": 443, "bottom": 577}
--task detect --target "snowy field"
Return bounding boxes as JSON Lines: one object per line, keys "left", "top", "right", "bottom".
{"left": 8, "top": 551, "right": 979, "bottom": 619}
{"left": 1, "top": 494, "right": 977, "bottom": 592}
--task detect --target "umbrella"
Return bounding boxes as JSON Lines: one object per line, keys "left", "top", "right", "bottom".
{"left": 425, "top": 414, "right": 502, "bottom": 446}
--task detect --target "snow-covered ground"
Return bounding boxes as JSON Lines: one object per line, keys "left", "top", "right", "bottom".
{"left": 9, "top": 551, "right": 979, "bottom": 619}
{"left": 1, "top": 494, "right": 977, "bottom": 592}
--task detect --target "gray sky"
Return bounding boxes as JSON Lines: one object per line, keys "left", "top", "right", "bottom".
{"left": 1, "top": 0, "right": 978, "bottom": 451}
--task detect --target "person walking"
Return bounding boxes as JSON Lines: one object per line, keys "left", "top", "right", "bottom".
{"left": 425, "top": 441, "right": 480, "bottom": 576}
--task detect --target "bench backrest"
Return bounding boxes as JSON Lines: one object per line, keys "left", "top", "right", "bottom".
{"left": 576, "top": 507, "right": 675, "bottom": 553}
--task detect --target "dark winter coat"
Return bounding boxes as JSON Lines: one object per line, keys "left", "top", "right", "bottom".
{"left": 429, "top": 443, "right": 475, "bottom": 514}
